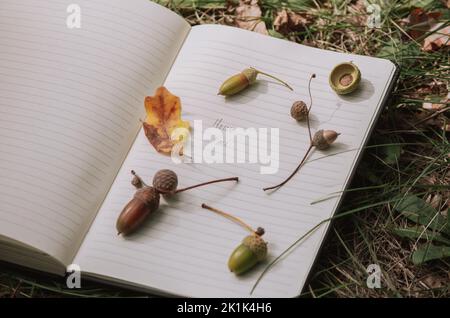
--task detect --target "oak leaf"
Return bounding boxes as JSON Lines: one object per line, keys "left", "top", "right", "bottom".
{"left": 143, "top": 87, "right": 190, "bottom": 155}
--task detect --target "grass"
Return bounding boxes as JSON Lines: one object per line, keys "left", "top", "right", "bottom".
{"left": 1, "top": 0, "right": 449, "bottom": 297}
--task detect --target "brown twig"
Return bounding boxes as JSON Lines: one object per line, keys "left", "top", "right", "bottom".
{"left": 201, "top": 203, "right": 259, "bottom": 235}
{"left": 158, "top": 177, "right": 239, "bottom": 194}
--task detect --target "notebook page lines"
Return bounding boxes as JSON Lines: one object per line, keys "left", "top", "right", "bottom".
{"left": 0, "top": 0, "right": 190, "bottom": 264}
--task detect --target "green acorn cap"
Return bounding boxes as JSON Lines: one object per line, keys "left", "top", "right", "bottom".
{"left": 329, "top": 62, "right": 361, "bottom": 95}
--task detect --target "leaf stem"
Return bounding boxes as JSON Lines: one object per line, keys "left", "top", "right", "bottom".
{"left": 252, "top": 68, "right": 293, "bottom": 91}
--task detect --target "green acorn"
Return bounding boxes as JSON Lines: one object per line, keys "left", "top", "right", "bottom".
{"left": 228, "top": 228, "right": 267, "bottom": 275}
{"left": 218, "top": 67, "right": 293, "bottom": 96}
{"left": 201, "top": 204, "right": 268, "bottom": 276}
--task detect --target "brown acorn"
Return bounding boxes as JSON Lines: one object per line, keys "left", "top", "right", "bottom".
{"left": 117, "top": 171, "right": 238, "bottom": 236}
{"left": 116, "top": 186, "right": 160, "bottom": 236}
{"left": 312, "top": 129, "right": 340, "bottom": 150}
{"left": 290, "top": 101, "right": 308, "bottom": 121}
{"left": 153, "top": 169, "right": 178, "bottom": 193}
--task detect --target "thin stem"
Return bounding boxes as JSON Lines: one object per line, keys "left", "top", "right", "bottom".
{"left": 263, "top": 145, "right": 314, "bottom": 191}
{"left": 250, "top": 218, "right": 328, "bottom": 295}
{"left": 252, "top": 68, "right": 293, "bottom": 91}
{"left": 201, "top": 203, "right": 255, "bottom": 234}
{"left": 250, "top": 198, "right": 398, "bottom": 294}
{"left": 306, "top": 74, "right": 316, "bottom": 143}
{"left": 131, "top": 170, "right": 147, "bottom": 187}
{"left": 158, "top": 177, "right": 239, "bottom": 194}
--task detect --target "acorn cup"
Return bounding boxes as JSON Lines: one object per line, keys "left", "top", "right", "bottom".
{"left": 329, "top": 62, "right": 361, "bottom": 95}
{"left": 201, "top": 204, "right": 268, "bottom": 275}
{"left": 218, "top": 67, "right": 293, "bottom": 96}
{"left": 116, "top": 170, "right": 238, "bottom": 236}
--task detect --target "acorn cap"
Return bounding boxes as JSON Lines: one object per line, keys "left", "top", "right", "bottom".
{"left": 153, "top": 169, "right": 178, "bottom": 193}
{"left": 241, "top": 68, "right": 258, "bottom": 85}
{"left": 290, "top": 101, "right": 308, "bottom": 121}
{"left": 312, "top": 129, "right": 340, "bottom": 150}
{"left": 329, "top": 62, "right": 361, "bottom": 95}
{"left": 134, "top": 186, "right": 160, "bottom": 209}
{"left": 242, "top": 234, "right": 267, "bottom": 262}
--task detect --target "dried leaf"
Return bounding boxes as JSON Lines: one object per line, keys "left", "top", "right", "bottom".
{"left": 347, "top": 0, "right": 368, "bottom": 27}
{"left": 143, "top": 87, "right": 190, "bottom": 155}
{"left": 423, "top": 23, "right": 450, "bottom": 51}
{"left": 235, "top": 0, "right": 268, "bottom": 35}
{"left": 273, "top": 9, "right": 313, "bottom": 34}
{"left": 406, "top": 8, "right": 441, "bottom": 39}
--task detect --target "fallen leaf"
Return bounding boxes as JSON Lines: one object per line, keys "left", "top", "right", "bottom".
{"left": 235, "top": 0, "right": 268, "bottom": 35}
{"left": 273, "top": 9, "right": 313, "bottom": 34}
{"left": 423, "top": 23, "right": 450, "bottom": 51}
{"left": 143, "top": 87, "right": 190, "bottom": 155}
{"left": 406, "top": 8, "right": 441, "bottom": 39}
{"left": 347, "top": 0, "right": 368, "bottom": 27}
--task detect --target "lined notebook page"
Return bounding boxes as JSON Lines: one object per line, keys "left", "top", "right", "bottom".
{"left": 75, "top": 25, "right": 396, "bottom": 297}
{"left": 0, "top": 0, "right": 190, "bottom": 266}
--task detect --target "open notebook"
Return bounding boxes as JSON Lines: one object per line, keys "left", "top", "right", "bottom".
{"left": 0, "top": 0, "right": 398, "bottom": 297}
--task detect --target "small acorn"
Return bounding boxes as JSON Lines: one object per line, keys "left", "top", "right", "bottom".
{"left": 228, "top": 228, "right": 267, "bottom": 275}
{"left": 218, "top": 67, "right": 293, "bottom": 96}
{"left": 312, "top": 129, "right": 340, "bottom": 150}
{"left": 290, "top": 101, "right": 309, "bottom": 121}
{"left": 201, "top": 204, "right": 268, "bottom": 276}
{"left": 153, "top": 169, "right": 178, "bottom": 193}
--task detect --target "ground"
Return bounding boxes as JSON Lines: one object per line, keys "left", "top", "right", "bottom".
{"left": 0, "top": 0, "right": 449, "bottom": 298}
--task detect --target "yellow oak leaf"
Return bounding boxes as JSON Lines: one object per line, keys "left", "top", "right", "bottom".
{"left": 143, "top": 87, "right": 190, "bottom": 155}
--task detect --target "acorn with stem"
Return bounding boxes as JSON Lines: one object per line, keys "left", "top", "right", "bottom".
{"left": 263, "top": 74, "right": 340, "bottom": 192}
{"left": 218, "top": 67, "right": 293, "bottom": 96}
{"left": 116, "top": 170, "right": 238, "bottom": 236}
{"left": 201, "top": 203, "right": 267, "bottom": 275}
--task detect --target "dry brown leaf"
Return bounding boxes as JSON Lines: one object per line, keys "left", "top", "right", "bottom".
{"left": 235, "top": 0, "right": 268, "bottom": 35}
{"left": 347, "top": 0, "right": 368, "bottom": 27}
{"left": 273, "top": 9, "right": 313, "bottom": 34}
{"left": 406, "top": 8, "right": 441, "bottom": 39}
{"left": 423, "top": 23, "right": 450, "bottom": 51}
{"left": 143, "top": 87, "right": 190, "bottom": 155}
